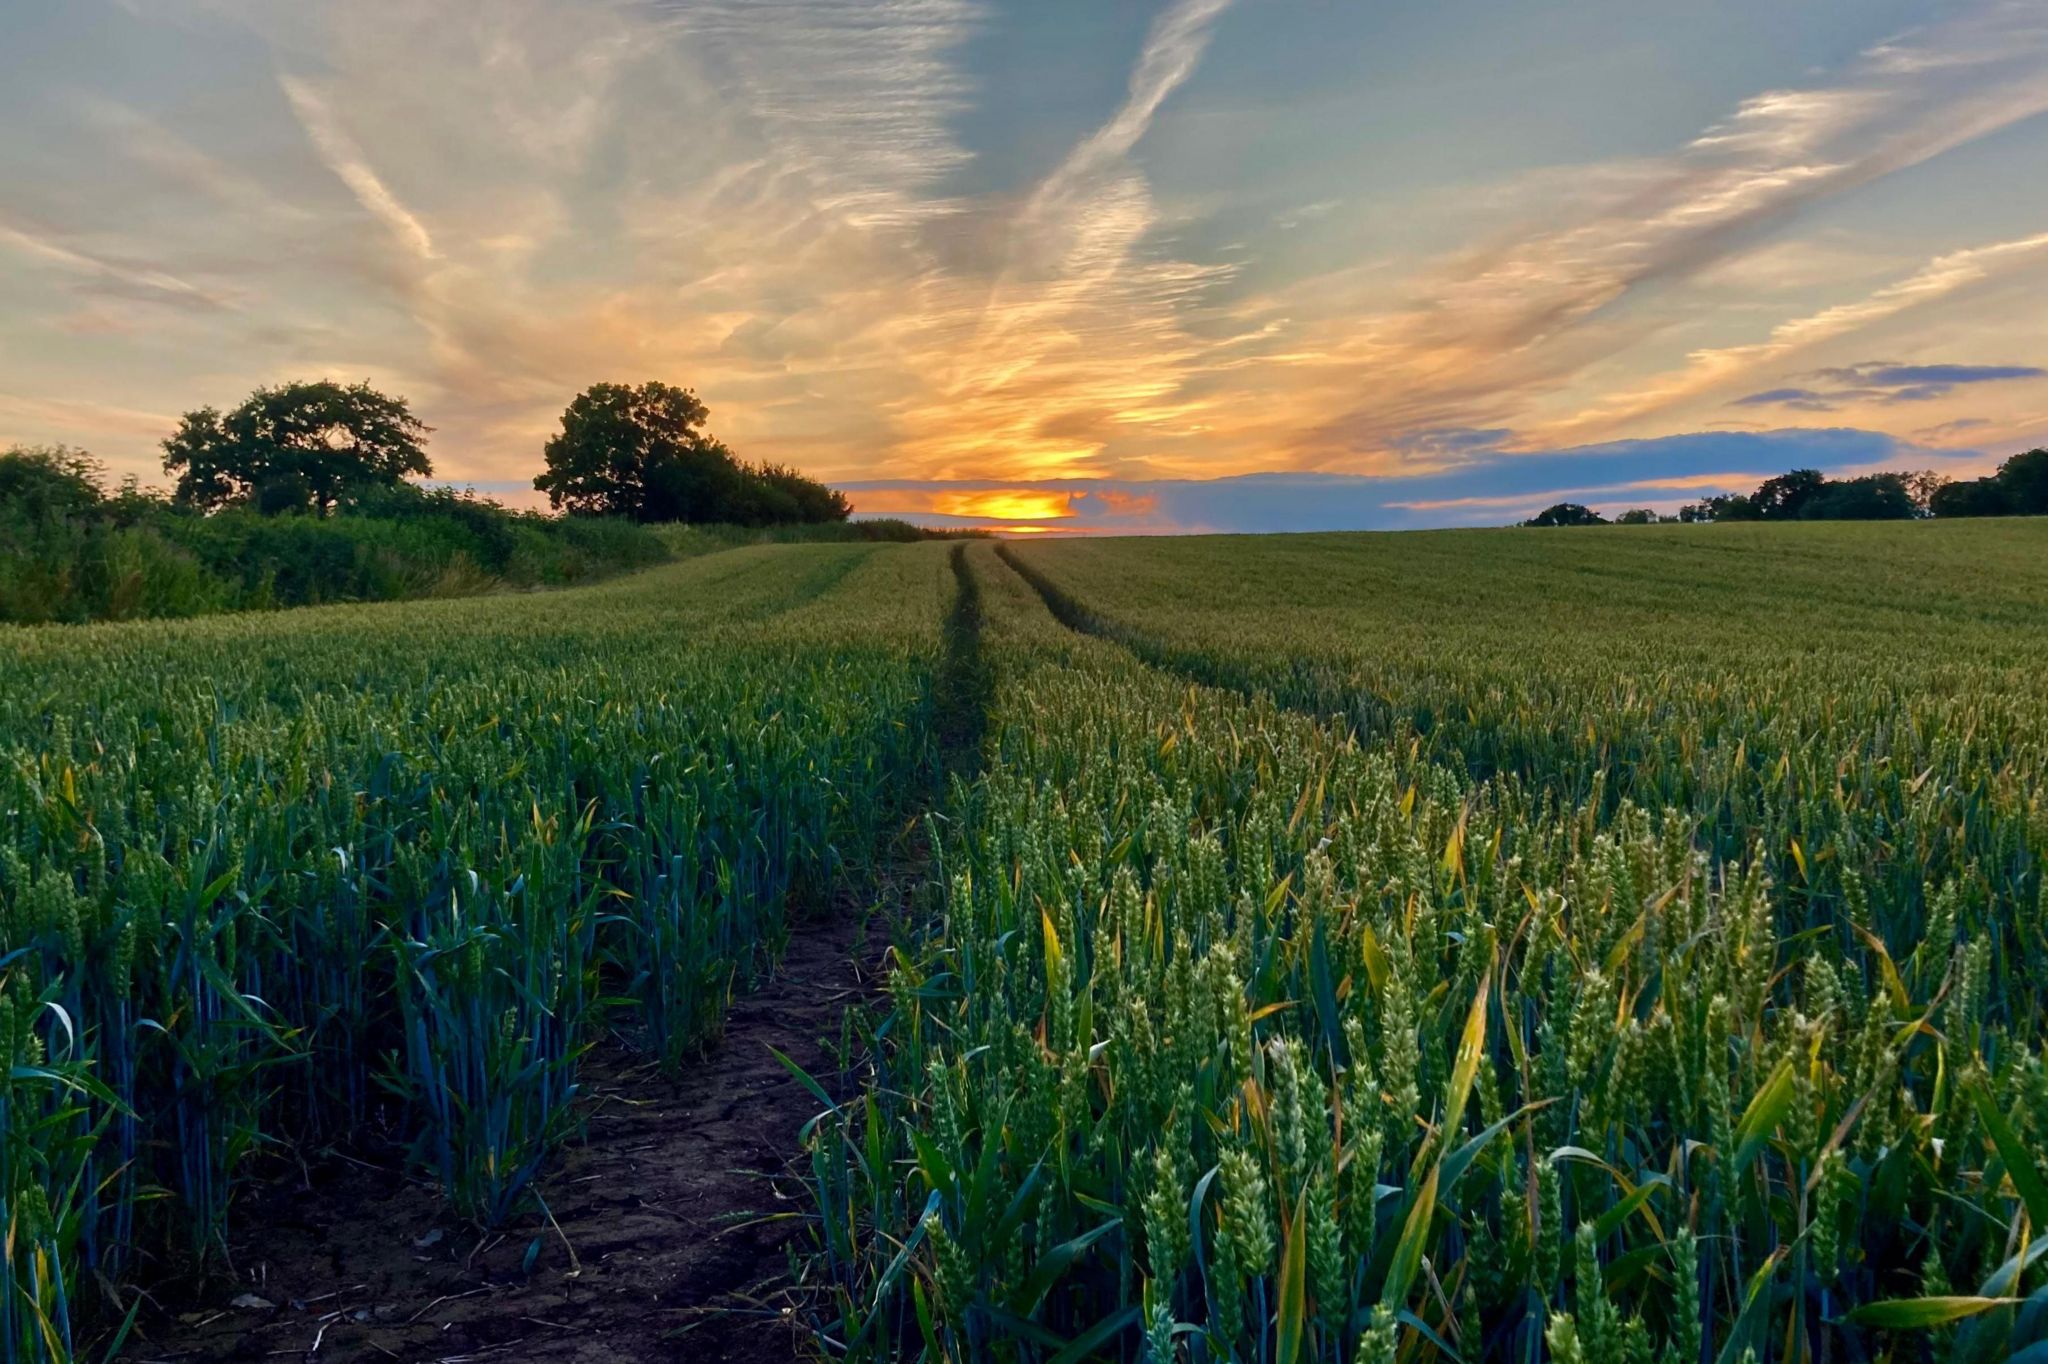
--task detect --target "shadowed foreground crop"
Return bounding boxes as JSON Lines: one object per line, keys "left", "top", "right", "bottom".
{"left": 3, "top": 520, "right": 2047, "bottom": 1363}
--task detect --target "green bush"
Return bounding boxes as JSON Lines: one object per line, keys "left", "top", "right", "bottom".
{"left": 0, "top": 446, "right": 669, "bottom": 624}
{"left": 652, "top": 517, "right": 983, "bottom": 558}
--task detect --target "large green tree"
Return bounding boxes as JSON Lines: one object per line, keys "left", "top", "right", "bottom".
{"left": 162, "top": 380, "right": 432, "bottom": 515}
{"left": 534, "top": 382, "right": 850, "bottom": 524}
{"left": 1748, "top": 467, "right": 1827, "bottom": 520}
{"left": 0, "top": 445, "right": 105, "bottom": 521}
{"left": 1997, "top": 448, "right": 2048, "bottom": 515}
{"left": 534, "top": 382, "right": 732, "bottom": 521}
{"left": 1523, "top": 502, "right": 1607, "bottom": 527}
{"left": 1804, "top": 472, "right": 1917, "bottom": 520}
{"left": 1922, "top": 450, "right": 2048, "bottom": 519}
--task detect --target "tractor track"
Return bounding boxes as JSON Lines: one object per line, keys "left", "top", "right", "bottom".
{"left": 122, "top": 545, "right": 989, "bottom": 1364}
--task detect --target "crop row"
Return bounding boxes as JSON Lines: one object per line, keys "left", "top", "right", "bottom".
{"left": 812, "top": 530, "right": 2048, "bottom": 1364}
{"left": 0, "top": 544, "right": 951, "bottom": 1361}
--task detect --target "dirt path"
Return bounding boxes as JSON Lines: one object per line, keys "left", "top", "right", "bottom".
{"left": 124, "top": 547, "right": 988, "bottom": 1364}
{"left": 125, "top": 881, "right": 897, "bottom": 1364}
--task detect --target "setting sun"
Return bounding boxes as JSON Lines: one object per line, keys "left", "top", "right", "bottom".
{"left": 930, "top": 490, "right": 1076, "bottom": 522}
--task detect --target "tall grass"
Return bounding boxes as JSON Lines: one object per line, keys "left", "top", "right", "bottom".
{"left": 653, "top": 517, "right": 987, "bottom": 559}
{"left": 0, "top": 543, "right": 951, "bottom": 1360}
{"left": 0, "top": 495, "right": 669, "bottom": 625}
{"left": 809, "top": 527, "right": 2048, "bottom": 1363}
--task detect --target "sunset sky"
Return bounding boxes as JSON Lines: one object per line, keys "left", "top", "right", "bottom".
{"left": 4, "top": 0, "right": 2047, "bottom": 533}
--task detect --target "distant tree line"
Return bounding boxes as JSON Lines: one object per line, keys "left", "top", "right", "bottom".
{"left": 1523, "top": 449, "right": 2048, "bottom": 527}
{"left": 2, "top": 375, "right": 860, "bottom": 623}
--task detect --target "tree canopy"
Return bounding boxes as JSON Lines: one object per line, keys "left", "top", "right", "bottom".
{"left": 1803, "top": 472, "right": 1918, "bottom": 521}
{"left": 1929, "top": 477, "right": 2011, "bottom": 519}
{"left": 1523, "top": 453, "right": 2048, "bottom": 527}
{"left": 1747, "top": 468, "right": 1828, "bottom": 520}
{"left": 0, "top": 445, "right": 106, "bottom": 522}
{"left": 161, "top": 380, "right": 432, "bottom": 515}
{"left": 1523, "top": 502, "right": 1607, "bottom": 527}
{"left": 1935, "top": 449, "right": 2048, "bottom": 519}
{"left": 1679, "top": 467, "right": 1932, "bottom": 524}
{"left": 2004, "top": 449, "right": 2048, "bottom": 514}
{"left": 1676, "top": 454, "right": 2048, "bottom": 524}
{"left": 533, "top": 381, "right": 849, "bottom": 525}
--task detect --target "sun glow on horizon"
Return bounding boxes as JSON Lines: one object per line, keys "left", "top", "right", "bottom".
{"left": 932, "top": 490, "right": 1077, "bottom": 521}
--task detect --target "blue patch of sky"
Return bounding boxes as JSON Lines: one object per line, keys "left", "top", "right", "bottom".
{"left": 1749, "top": 111, "right": 2048, "bottom": 256}
{"left": 935, "top": 0, "right": 1162, "bottom": 199}
{"left": 1113, "top": 0, "right": 1941, "bottom": 310}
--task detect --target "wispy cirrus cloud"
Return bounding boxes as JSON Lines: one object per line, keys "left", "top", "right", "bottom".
{"left": 1735, "top": 360, "right": 2047, "bottom": 411}
{"left": 880, "top": 0, "right": 1240, "bottom": 479}
{"left": 1270, "top": 4, "right": 2048, "bottom": 468}
{"left": 143, "top": 0, "right": 990, "bottom": 481}
{"left": 3, "top": 0, "right": 2046, "bottom": 500}
{"left": 1838, "top": 363, "right": 2048, "bottom": 387}
{"left": 1915, "top": 416, "right": 1995, "bottom": 443}
{"left": 0, "top": 211, "right": 236, "bottom": 312}
{"left": 278, "top": 75, "right": 436, "bottom": 262}
{"left": 1029, "top": 0, "right": 1232, "bottom": 208}
{"left": 1389, "top": 427, "right": 1518, "bottom": 459}
{"left": 658, "top": 0, "right": 982, "bottom": 229}
{"left": 70, "top": 93, "right": 308, "bottom": 226}
{"left": 1541, "top": 229, "right": 2048, "bottom": 441}
{"left": 0, "top": 392, "right": 182, "bottom": 443}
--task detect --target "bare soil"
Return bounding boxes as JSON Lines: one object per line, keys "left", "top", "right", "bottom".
{"left": 124, "top": 891, "right": 892, "bottom": 1364}
{"left": 122, "top": 546, "right": 987, "bottom": 1364}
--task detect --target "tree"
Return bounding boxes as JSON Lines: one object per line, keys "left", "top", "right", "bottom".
{"left": 1903, "top": 469, "right": 1947, "bottom": 516}
{"left": 535, "top": 382, "right": 731, "bottom": 520}
{"left": 534, "top": 382, "right": 849, "bottom": 525}
{"left": 1683, "top": 492, "right": 1761, "bottom": 522}
{"left": 747, "top": 463, "right": 853, "bottom": 524}
{"left": 1805, "top": 472, "right": 1916, "bottom": 520}
{"left": 0, "top": 445, "right": 105, "bottom": 521}
{"left": 1614, "top": 508, "right": 1657, "bottom": 525}
{"left": 1649, "top": 455, "right": 2048, "bottom": 523}
{"left": 1749, "top": 468, "right": 1826, "bottom": 520}
{"left": 162, "top": 380, "right": 431, "bottom": 515}
{"left": 1930, "top": 477, "right": 2011, "bottom": 518}
{"left": 1523, "top": 503, "right": 1607, "bottom": 527}
{"left": 1994, "top": 448, "right": 2048, "bottom": 515}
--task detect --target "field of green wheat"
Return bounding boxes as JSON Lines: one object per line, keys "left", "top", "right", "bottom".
{"left": 0, "top": 543, "right": 952, "bottom": 1359}
{"left": 810, "top": 523, "right": 2048, "bottom": 1364}
{"left": 5, "top": 521, "right": 2047, "bottom": 1363}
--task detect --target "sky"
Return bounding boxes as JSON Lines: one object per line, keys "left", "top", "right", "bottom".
{"left": 3, "top": 0, "right": 2047, "bottom": 534}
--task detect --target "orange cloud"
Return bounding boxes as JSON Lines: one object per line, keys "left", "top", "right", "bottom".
{"left": 1090, "top": 488, "right": 1158, "bottom": 516}
{"left": 8, "top": 0, "right": 2043, "bottom": 499}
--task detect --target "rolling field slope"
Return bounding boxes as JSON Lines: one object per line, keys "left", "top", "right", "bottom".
{"left": 817, "top": 522, "right": 2048, "bottom": 1364}
{"left": 0, "top": 543, "right": 951, "bottom": 1359}
{"left": 5, "top": 522, "right": 2047, "bottom": 1363}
